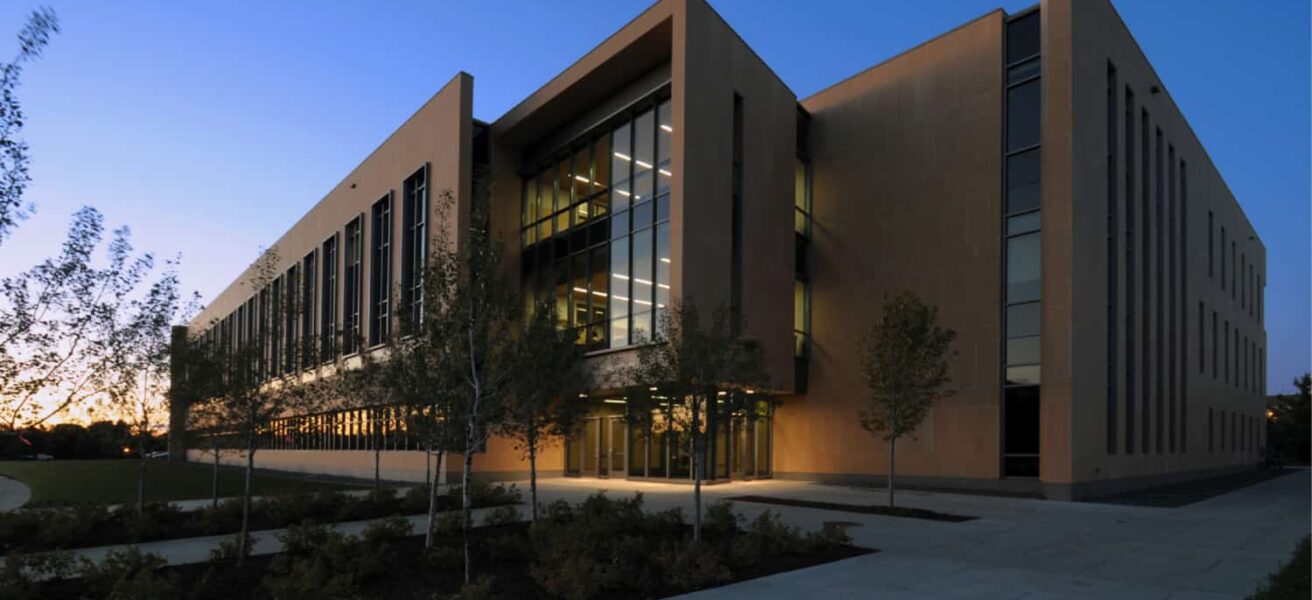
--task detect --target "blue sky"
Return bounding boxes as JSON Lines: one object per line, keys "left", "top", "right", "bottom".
{"left": 0, "top": 0, "right": 1306, "bottom": 392}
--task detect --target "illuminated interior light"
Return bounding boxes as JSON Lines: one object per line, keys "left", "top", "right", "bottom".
{"left": 659, "top": 257, "right": 671, "bottom": 263}
{"left": 603, "top": 399, "right": 627, "bottom": 404}
{"left": 660, "top": 124, "right": 673, "bottom": 133}
{"left": 648, "top": 386, "right": 658, "bottom": 391}
{"left": 614, "top": 152, "right": 631, "bottom": 161}
{"left": 633, "top": 277, "right": 653, "bottom": 285}
{"left": 634, "top": 299, "right": 653, "bottom": 306}
{"left": 615, "top": 189, "right": 631, "bottom": 197}
{"left": 657, "top": 283, "right": 670, "bottom": 290}
{"left": 612, "top": 294, "right": 630, "bottom": 301}
{"left": 573, "top": 175, "right": 590, "bottom": 183}
{"left": 590, "top": 290, "right": 607, "bottom": 298}
{"left": 635, "top": 160, "right": 653, "bottom": 169}
{"left": 612, "top": 273, "right": 630, "bottom": 280}
{"left": 572, "top": 286, "right": 588, "bottom": 294}
{"left": 658, "top": 169, "right": 672, "bottom": 177}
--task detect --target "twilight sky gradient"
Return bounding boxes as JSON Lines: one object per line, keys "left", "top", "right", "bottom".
{"left": 0, "top": 0, "right": 1306, "bottom": 393}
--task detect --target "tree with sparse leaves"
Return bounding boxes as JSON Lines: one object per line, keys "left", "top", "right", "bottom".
{"left": 186, "top": 247, "right": 325, "bottom": 564}
{"left": 626, "top": 300, "right": 769, "bottom": 541}
{"left": 0, "top": 6, "right": 58, "bottom": 246}
{"left": 857, "top": 291, "right": 956, "bottom": 507}
{"left": 497, "top": 297, "right": 586, "bottom": 522}
{"left": 100, "top": 256, "right": 197, "bottom": 515}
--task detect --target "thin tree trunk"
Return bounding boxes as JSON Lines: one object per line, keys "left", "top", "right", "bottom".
{"left": 528, "top": 437, "right": 538, "bottom": 523}
{"left": 137, "top": 436, "right": 147, "bottom": 515}
{"left": 238, "top": 431, "right": 255, "bottom": 566}
{"left": 462, "top": 435, "right": 475, "bottom": 585}
{"left": 692, "top": 397, "right": 702, "bottom": 542}
{"left": 211, "top": 439, "right": 220, "bottom": 509}
{"left": 426, "top": 447, "right": 431, "bottom": 486}
{"left": 425, "top": 447, "right": 444, "bottom": 549}
{"left": 374, "top": 439, "right": 381, "bottom": 496}
{"left": 887, "top": 437, "right": 896, "bottom": 508}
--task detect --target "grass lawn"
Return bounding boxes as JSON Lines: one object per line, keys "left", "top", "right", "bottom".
{"left": 0, "top": 459, "right": 366, "bottom": 507}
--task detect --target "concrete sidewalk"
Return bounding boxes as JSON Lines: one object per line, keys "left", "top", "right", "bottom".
{"left": 512, "top": 470, "right": 1308, "bottom": 600}
{"left": 68, "top": 503, "right": 513, "bottom": 567}
{"left": 0, "top": 475, "right": 31, "bottom": 511}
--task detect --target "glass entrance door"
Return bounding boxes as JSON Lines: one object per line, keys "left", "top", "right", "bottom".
{"left": 606, "top": 416, "right": 625, "bottom": 477}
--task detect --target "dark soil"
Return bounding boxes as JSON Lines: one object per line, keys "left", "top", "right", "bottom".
{"left": 727, "top": 495, "right": 975, "bottom": 522}
{"left": 1083, "top": 467, "right": 1295, "bottom": 507}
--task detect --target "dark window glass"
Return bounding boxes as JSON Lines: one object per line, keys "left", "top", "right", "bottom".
{"left": 1006, "top": 232, "right": 1041, "bottom": 303}
{"left": 1007, "top": 211, "right": 1041, "bottom": 235}
{"left": 1006, "top": 302, "right": 1041, "bottom": 338}
{"left": 1006, "top": 149, "right": 1041, "bottom": 213}
{"left": 1006, "top": 11, "right": 1040, "bottom": 64}
{"left": 1006, "top": 336, "right": 1041, "bottom": 366}
{"left": 369, "top": 195, "right": 392, "bottom": 346}
{"left": 1007, "top": 56, "right": 1040, "bottom": 84}
{"left": 1007, "top": 80, "right": 1041, "bottom": 151}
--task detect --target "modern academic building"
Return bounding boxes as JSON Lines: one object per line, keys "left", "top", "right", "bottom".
{"left": 173, "top": 0, "right": 1268, "bottom": 500}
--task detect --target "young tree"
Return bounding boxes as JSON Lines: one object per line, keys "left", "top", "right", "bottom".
{"left": 626, "top": 300, "right": 769, "bottom": 541}
{"left": 497, "top": 297, "right": 585, "bottom": 522}
{"left": 332, "top": 347, "right": 390, "bottom": 494}
{"left": 857, "top": 291, "right": 957, "bottom": 507}
{"left": 101, "top": 257, "right": 195, "bottom": 515}
{"left": 0, "top": 208, "right": 157, "bottom": 432}
{"left": 187, "top": 247, "right": 323, "bottom": 564}
{"left": 0, "top": 6, "right": 59, "bottom": 245}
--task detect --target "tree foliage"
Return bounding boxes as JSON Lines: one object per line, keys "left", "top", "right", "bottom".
{"left": 1267, "top": 373, "right": 1311, "bottom": 465}
{"left": 625, "top": 300, "right": 770, "bottom": 540}
{"left": 0, "top": 6, "right": 58, "bottom": 245}
{"left": 858, "top": 291, "right": 956, "bottom": 506}
{"left": 497, "top": 297, "right": 586, "bottom": 521}
{"left": 0, "top": 208, "right": 171, "bottom": 431}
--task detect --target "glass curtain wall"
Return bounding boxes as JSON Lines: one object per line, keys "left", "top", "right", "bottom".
{"left": 1002, "top": 10, "right": 1042, "bottom": 478}
{"left": 520, "top": 95, "right": 672, "bottom": 351}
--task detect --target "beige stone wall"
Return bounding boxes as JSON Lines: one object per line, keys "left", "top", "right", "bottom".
{"left": 1050, "top": 0, "right": 1267, "bottom": 494}
{"left": 783, "top": 11, "right": 1007, "bottom": 483}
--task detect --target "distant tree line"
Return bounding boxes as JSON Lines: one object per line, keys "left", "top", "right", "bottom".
{"left": 0, "top": 419, "right": 165, "bottom": 460}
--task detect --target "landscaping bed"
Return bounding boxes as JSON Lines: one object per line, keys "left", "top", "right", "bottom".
{"left": 0, "top": 482, "right": 520, "bottom": 553}
{"left": 8, "top": 493, "right": 873, "bottom": 599}
{"left": 728, "top": 495, "right": 975, "bottom": 522}
{"left": 1249, "top": 536, "right": 1310, "bottom": 600}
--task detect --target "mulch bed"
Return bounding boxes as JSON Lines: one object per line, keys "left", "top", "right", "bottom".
{"left": 1084, "top": 467, "right": 1296, "bottom": 508}
{"left": 727, "top": 495, "right": 976, "bottom": 522}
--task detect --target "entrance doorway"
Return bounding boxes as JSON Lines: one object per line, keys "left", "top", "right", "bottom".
{"left": 578, "top": 416, "right": 625, "bottom": 478}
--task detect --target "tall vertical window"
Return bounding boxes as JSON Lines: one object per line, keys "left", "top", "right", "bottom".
{"left": 1223, "top": 320, "right": 1229, "bottom": 383}
{"left": 301, "top": 250, "right": 316, "bottom": 368}
{"left": 1167, "top": 142, "right": 1175, "bottom": 452}
{"left": 1003, "top": 9, "right": 1041, "bottom": 478}
{"left": 1211, "top": 311, "right": 1217, "bottom": 378}
{"left": 1198, "top": 301, "right": 1205, "bottom": 373}
{"left": 344, "top": 216, "right": 363, "bottom": 354}
{"left": 1179, "top": 160, "right": 1188, "bottom": 450}
{"left": 1154, "top": 127, "right": 1164, "bottom": 454}
{"left": 369, "top": 194, "right": 392, "bottom": 347}
{"left": 321, "top": 234, "right": 338, "bottom": 361}
{"left": 1208, "top": 211, "right": 1214, "bottom": 279}
{"left": 520, "top": 94, "right": 669, "bottom": 351}
{"left": 794, "top": 155, "right": 812, "bottom": 392}
{"left": 284, "top": 264, "right": 298, "bottom": 374}
{"left": 402, "top": 165, "right": 428, "bottom": 328}
{"left": 1230, "top": 240, "right": 1236, "bottom": 300}
{"left": 1140, "top": 109, "right": 1151, "bottom": 454}
{"left": 1220, "top": 226, "right": 1227, "bottom": 289}
{"left": 1124, "top": 86, "right": 1136, "bottom": 454}
{"left": 1106, "top": 62, "right": 1118, "bottom": 454}
{"left": 730, "top": 94, "right": 745, "bottom": 335}
{"left": 270, "top": 275, "right": 282, "bottom": 376}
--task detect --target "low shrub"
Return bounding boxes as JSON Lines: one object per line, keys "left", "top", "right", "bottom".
{"left": 806, "top": 521, "right": 854, "bottom": 551}
{"left": 449, "top": 575, "right": 498, "bottom": 600}
{"left": 482, "top": 504, "right": 521, "bottom": 526}
{"left": 0, "top": 550, "right": 77, "bottom": 600}
{"left": 78, "top": 547, "right": 178, "bottom": 600}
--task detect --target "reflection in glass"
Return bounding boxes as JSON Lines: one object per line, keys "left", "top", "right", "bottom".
{"left": 1006, "top": 232, "right": 1041, "bottom": 303}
